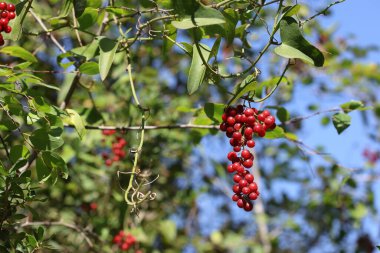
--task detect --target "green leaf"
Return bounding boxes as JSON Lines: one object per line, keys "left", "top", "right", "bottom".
{"left": 65, "top": 109, "right": 86, "bottom": 139}
{"left": 36, "top": 151, "right": 68, "bottom": 183}
{"left": 0, "top": 46, "right": 38, "bottom": 63}
{"left": 29, "top": 129, "right": 64, "bottom": 151}
{"left": 332, "top": 113, "right": 351, "bottom": 134}
{"left": 77, "top": 7, "right": 98, "bottom": 30}
{"left": 70, "top": 39, "right": 99, "bottom": 60}
{"left": 376, "top": 246, "right": 380, "bottom": 250}
{"left": 10, "top": 145, "right": 30, "bottom": 164}
{"left": 73, "top": 0, "right": 87, "bottom": 17}
{"left": 222, "top": 9, "right": 238, "bottom": 45}
{"left": 204, "top": 103, "right": 225, "bottom": 123}
{"left": 187, "top": 43, "right": 210, "bottom": 95}
{"left": 159, "top": 220, "right": 177, "bottom": 242}
{"left": 276, "top": 107, "right": 290, "bottom": 122}
{"left": 59, "top": 0, "right": 73, "bottom": 17}
{"left": 99, "top": 37, "right": 119, "bottom": 81}
{"left": 274, "top": 17, "right": 324, "bottom": 67}
{"left": 172, "top": 5, "right": 225, "bottom": 30}
{"left": 210, "top": 37, "right": 222, "bottom": 59}
{"left": 264, "top": 126, "right": 286, "bottom": 139}
{"left": 228, "top": 73, "right": 257, "bottom": 105}
{"left": 278, "top": 5, "right": 301, "bottom": 24}
{"left": 340, "top": 100, "right": 364, "bottom": 113}
{"left": 79, "top": 62, "right": 99, "bottom": 75}
{"left": 349, "top": 203, "right": 368, "bottom": 220}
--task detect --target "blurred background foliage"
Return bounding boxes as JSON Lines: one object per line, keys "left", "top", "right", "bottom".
{"left": 0, "top": 0, "right": 379, "bottom": 252}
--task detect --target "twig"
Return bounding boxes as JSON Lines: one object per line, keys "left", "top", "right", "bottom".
{"left": 64, "top": 123, "right": 219, "bottom": 131}
{"left": 0, "top": 134, "right": 11, "bottom": 162}
{"left": 284, "top": 108, "right": 342, "bottom": 125}
{"left": 301, "top": 0, "right": 346, "bottom": 25}
{"left": 20, "top": 220, "right": 94, "bottom": 248}
{"left": 29, "top": 10, "right": 66, "bottom": 53}
{"left": 72, "top": 8, "right": 83, "bottom": 47}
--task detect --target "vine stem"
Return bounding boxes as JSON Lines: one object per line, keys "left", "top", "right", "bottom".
{"left": 64, "top": 123, "right": 218, "bottom": 131}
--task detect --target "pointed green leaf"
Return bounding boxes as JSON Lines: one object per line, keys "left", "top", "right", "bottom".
{"left": 228, "top": 73, "right": 257, "bottom": 105}
{"left": 340, "top": 100, "right": 364, "bottom": 113}
{"left": 10, "top": 145, "right": 30, "bottom": 164}
{"left": 172, "top": 5, "right": 225, "bottom": 30}
{"left": 73, "top": 0, "right": 87, "bottom": 17}
{"left": 187, "top": 43, "right": 210, "bottom": 95}
{"left": 264, "top": 126, "right": 286, "bottom": 139}
{"left": 0, "top": 46, "right": 38, "bottom": 63}
{"left": 332, "top": 113, "right": 351, "bottom": 134}
{"left": 77, "top": 7, "right": 98, "bottom": 30}
{"left": 29, "top": 129, "right": 64, "bottom": 151}
{"left": 65, "top": 109, "right": 86, "bottom": 139}
{"left": 274, "top": 17, "right": 324, "bottom": 67}
{"left": 79, "top": 62, "right": 100, "bottom": 75}
{"left": 99, "top": 37, "right": 119, "bottom": 81}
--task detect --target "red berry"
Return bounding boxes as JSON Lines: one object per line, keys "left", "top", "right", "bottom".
{"left": 248, "top": 182, "right": 258, "bottom": 192}
{"left": 7, "top": 4, "right": 15, "bottom": 12}
{"left": 264, "top": 115, "right": 275, "bottom": 126}
{"left": 236, "top": 105, "right": 244, "bottom": 113}
{"left": 247, "top": 140, "right": 255, "bottom": 148}
{"left": 243, "top": 159, "right": 253, "bottom": 168}
{"left": 219, "top": 122, "right": 227, "bottom": 131}
{"left": 232, "top": 184, "right": 241, "bottom": 194}
{"left": 227, "top": 164, "right": 234, "bottom": 173}
{"left": 120, "top": 242, "right": 130, "bottom": 250}
{"left": 227, "top": 151, "right": 237, "bottom": 161}
{"left": 236, "top": 165, "right": 245, "bottom": 174}
{"left": 113, "top": 235, "right": 123, "bottom": 244}
{"left": 249, "top": 192, "right": 258, "bottom": 200}
{"left": 245, "top": 173, "right": 254, "bottom": 183}
{"left": 0, "top": 40, "right": 4, "bottom": 46}
{"left": 227, "top": 116, "right": 235, "bottom": 126}
{"left": 232, "top": 131, "right": 242, "bottom": 140}
{"left": 4, "top": 25, "right": 11, "bottom": 33}
{"left": 246, "top": 116, "right": 256, "bottom": 126}
{"left": 89, "top": 202, "right": 97, "bottom": 210}
{"left": 233, "top": 146, "right": 241, "bottom": 152}
{"left": 222, "top": 113, "right": 228, "bottom": 122}
{"left": 241, "top": 186, "right": 250, "bottom": 195}
{"left": 244, "top": 201, "right": 253, "bottom": 211}
{"left": 233, "top": 123, "right": 242, "bottom": 131}
{"left": 234, "top": 114, "right": 242, "bottom": 123}
{"left": 244, "top": 108, "right": 254, "bottom": 117}
{"left": 0, "top": 2, "right": 6, "bottom": 10}
{"left": 232, "top": 194, "right": 240, "bottom": 201}
{"left": 233, "top": 174, "right": 242, "bottom": 183}
{"left": 1, "top": 10, "right": 8, "bottom": 18}
{"left": 227, "top": 108, "right": 237, "bottom": 117}
{"left": 240, "top": 114, "right": 247, "bottom": 123}
{"left": 241, "top": 150, "right": 251, "bottom": 160}
{"left": 126, "top": 234, "right": 136, "bottom": 245}
{"left": 239, "top": 179, "right": 248, "bottom": 188}
{"left": 257, "top": 113, "right": 266, "bottom": 122}
{"left": 0, "top": 18, "right": 8, "bottom": 26}
{"left": 8, "top": 11, "right": 15, "bottom": 19}
{"left": 244, "top": 127, "right": 253, "bottom": 137}
{"left": 105, "top": 159, "right": 113, "bottom": 166}
{"left": 237, "top": 199, "right": 245, "bottom": 208}
{"left": 262, "top": 110, "right": 271, "bottom": 117}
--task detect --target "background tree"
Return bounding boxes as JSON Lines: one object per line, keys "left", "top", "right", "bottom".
{"left": 0, "top": 0, "right": 379, "bottom": 252}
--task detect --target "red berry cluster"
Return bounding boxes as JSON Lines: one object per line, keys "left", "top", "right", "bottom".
{"left": 0, "top": 2, "right": 16, "bottom": 46}
{"left": 101, "top": 129, "right": 127, "bottom": 167}
{"left": 81, "top": 202, "right": 97, "bottom": 213}
{"left": 220, "top": 105, "right": 276, "bottom": 211}
{"left": 112, "top": 231, "right": 137, "bottom": 251}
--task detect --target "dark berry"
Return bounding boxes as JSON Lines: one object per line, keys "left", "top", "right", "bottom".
{"left": 244, "top": 201, "right": 253, "bottom": 211}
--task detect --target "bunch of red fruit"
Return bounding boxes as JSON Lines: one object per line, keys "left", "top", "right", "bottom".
{"left": 112, "top": 230, "right": 139, "bottom": 251}
{"left": 0, "top": 2, "right": 16, "bottom": 46}
{"left": 220, "top": 105, "right": 276, "bottom": 211}
{"left": 101, "top": 129, "right": 127, "bottom": 166}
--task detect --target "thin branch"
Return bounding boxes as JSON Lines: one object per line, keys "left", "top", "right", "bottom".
{"left": 20, "top": 221, "right": 94, "bottom": 248}
{"left": 64, "top": 123, "right": 218, "bottom": 131}
{"left": 301, "top": 0, "right": 346, "bottom": 25}
{"left": 0, "top": 134, "right": 11, "bottom": 161}
{"left": 29, "top": 10, "right": 66, "bottom": 53}
{"left": 284, "top": 108, "right": 342, "bottom": 125}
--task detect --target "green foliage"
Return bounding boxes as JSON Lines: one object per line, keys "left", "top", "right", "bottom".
{"left": 0, "top": 0, "right": 378, "bottom": 252}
